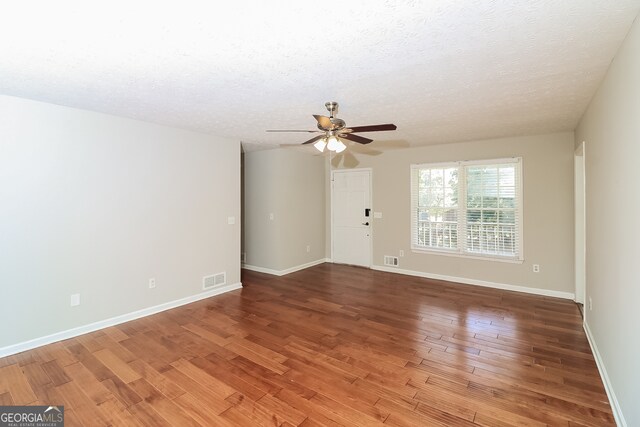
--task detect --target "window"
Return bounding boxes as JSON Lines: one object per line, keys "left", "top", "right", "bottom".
{"left": 411, "top": 158, "right": 522, "bottom": 261}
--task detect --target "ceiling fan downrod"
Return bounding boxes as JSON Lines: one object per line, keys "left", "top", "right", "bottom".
{"left": 325, "top": 101, "right": 339, "bottom": 118}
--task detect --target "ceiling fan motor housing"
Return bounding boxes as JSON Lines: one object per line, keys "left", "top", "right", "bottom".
{"left": 317, "top": 119, "right": 346, "bottom": 131}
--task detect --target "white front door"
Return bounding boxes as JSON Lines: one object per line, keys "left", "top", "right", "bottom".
{"left": 331, "top": 169, "right": 372, "bottom": 267}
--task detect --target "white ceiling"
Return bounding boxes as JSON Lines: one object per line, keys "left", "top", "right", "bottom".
{"left": 1, "top": 1, "right": 638, "bottom": 151}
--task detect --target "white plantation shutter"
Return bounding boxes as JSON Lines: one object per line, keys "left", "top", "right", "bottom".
{"left": 411, "top": 163, "right": 459, "bottom": 252}
{"left": 462, "top": 159, "right": 522, "bottom": 259}
{"left": 411, "top": 158, "right": 523, "bottom": 261}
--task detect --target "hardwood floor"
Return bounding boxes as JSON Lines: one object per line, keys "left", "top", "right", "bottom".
{"left": 0, "top": 264, "right": 613, "bottom": 426}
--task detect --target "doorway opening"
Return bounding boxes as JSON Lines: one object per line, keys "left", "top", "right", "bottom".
{"left": 575, "top": 142, "right": 586, "bottom": 313}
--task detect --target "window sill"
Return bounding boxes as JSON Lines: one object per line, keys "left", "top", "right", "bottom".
{"left": 411, "top": 247, "right": 524, "bottom": 264}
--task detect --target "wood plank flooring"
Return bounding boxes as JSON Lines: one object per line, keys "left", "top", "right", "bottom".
{"left": 0, "top": 264, "right": 614, "bottom": 426}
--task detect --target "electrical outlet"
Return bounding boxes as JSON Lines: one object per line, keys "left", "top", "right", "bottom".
{"left": 306, "top": 245, "right": 311, "bottom": 253}
{"left": 269, "top": 213, "right": 274, "bottom": 220}
{"left": 533, "top": 264, "right": 540, "bottom": 273}
{"left": 399, "top": 250, "right": 405, "bottom": 257}
{"left": 70, "top": 294, "right": 80, "bottom": 307}
{"left": 149, "top": 278, "right": 156, "bottom": 289}
{"left": 589, "top": 297, "right": 593, "bottom": 310}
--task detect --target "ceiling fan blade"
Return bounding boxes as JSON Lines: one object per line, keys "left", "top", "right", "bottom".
{"left": 302, "top": 135, "right": 325, "bottom": 145}
{"left": 313, "top": 114, "right": 333, "bottom": 129}
{"left": 341, "top": 133, "right": 373, "bottom": 145}
{"left": 347, "top": 124, "right": 397, "bottom": 133}
{"left": 266, "top": 130, "right": 320, "bottom": 133}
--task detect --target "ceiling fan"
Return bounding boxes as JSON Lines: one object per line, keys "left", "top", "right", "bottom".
{"left": 267, "top": 101, "right": 397, "bottom": 153}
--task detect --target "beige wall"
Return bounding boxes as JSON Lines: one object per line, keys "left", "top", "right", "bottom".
{"left": 575, "top": 15, "right": 640, "bottom": 426}
{"left": 335, "top": 132, "right": 575, "bottom": 295}
{"left": 243, "top": 148, "right": 326, "bottom": 272}
{"left": 0, "top": 95, "right": 241, "bottom": 349}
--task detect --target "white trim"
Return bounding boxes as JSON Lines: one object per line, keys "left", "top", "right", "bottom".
{"left": 242, "top": 258, "right": 329, "bottom": 276}
{"left": 0, "top": 282, "right": 242, "bottom": 358}
{"left": 410, "top": 158, "right": 523, "bottom": 263}
{"left": 574, "top": 142, "right": 587, "bottom": 305}
{"left": 410, "top": 247, "right": 524, "bottom": 264}
{"left": 464, "top": 157, "right": 522, "bottom": 166}
{"left": 410, "top": 157, "right": 521, "bottom": 168}
{"left": 411, "top": 160, "right": 459, "bottom": 169}
{"left": 371, "top": 265, "right": 575, "bottom": 300}
{"left": 583, "top": 321, "right": 626, "bottom": 426}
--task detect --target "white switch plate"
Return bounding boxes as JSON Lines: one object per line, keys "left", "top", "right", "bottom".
{"left": 227, "top": 216, "right": 235, "bottom": 225}
{"left": 269, "top": 213, "right": 274, "bottom": 220}
{"left": 149, "top": 278, "right": 156, "bottom": 289}
{"left": 373, "top": 212, "right": 383, "bottom": 219}
{"left": 70, "top": 294, "right": 80, "bottom": 307}
{"left": 533, "top": 264, "right": 540, "bottom": 273}
{"left": 399, "top": 250, "right": 404, "bottom": 257}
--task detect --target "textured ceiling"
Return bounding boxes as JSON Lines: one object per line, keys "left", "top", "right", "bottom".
{"left": 1, "top": 1, "right": 639, "bottom": 151}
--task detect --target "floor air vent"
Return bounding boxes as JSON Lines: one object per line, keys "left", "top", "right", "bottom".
{"left": 203, "top": 272, "right": 226, "bottom": 290}
{"left": 384, "top": 256, "right": 399, "bottom": 267}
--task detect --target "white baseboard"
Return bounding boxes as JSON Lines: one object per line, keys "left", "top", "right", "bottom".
{"left": 242, "top": 258, "right": 329, "bottom": 276}
{"left": 371, "top": 265, "right": 575, "bottom": 300}
{"left": 583, "top": 321, "right": 626, "bottom": 426}
{"left": 0, "top": 282, "right": 243, "bottom": 359}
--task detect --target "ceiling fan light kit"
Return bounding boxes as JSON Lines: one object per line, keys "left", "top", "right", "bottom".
{"left": 312, "top": 135, "right": 346, "bottom": 153}
{"left": 267, "top": 101, "right": 397, "bottom": 152}
{"left": 334, "top": 140, "right": 347, "bottom": 153}
{"left": 313, "top": 139, "right": 327, "bottom": 152}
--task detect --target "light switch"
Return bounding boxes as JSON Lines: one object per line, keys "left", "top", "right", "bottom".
{"left": 374, "top": 212, "right": 383, "bottom": 219}
{"left": 228, "top": 216, "right": 235, "bottom": 225}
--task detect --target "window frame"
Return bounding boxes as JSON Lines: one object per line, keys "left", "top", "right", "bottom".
{"left": 410, "top": 157, "right": 524, "bottom": 263}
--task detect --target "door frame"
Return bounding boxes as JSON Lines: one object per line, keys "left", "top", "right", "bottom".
{"left": 575, "top": 142, "right": 586, "bottom": 307}
{"left": 330, "top": 168, "right": 373, "bottom": 267}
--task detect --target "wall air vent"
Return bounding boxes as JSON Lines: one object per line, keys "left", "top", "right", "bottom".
{"left": 384, "top": 256, "right": 399, "bottom": 267}
{"left": 203, "top": 272, "right": 226, "bottom": 290}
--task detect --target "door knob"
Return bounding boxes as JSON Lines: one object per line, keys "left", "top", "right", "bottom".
{"left": 362, "top": 222, "right": 370, "bottom": 226}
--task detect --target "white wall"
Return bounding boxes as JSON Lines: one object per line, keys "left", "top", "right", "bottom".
{"left": 0, "top": 95, "right": 241, "bottom": 350}
{"left": 243, "top": 148, "right": 326, "bottom": 272}
{"left": 335, "top": 133, "right": 576, "bottom": 296}
{"left": 575, "top": 15, "right": 640, "bottom": 426}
